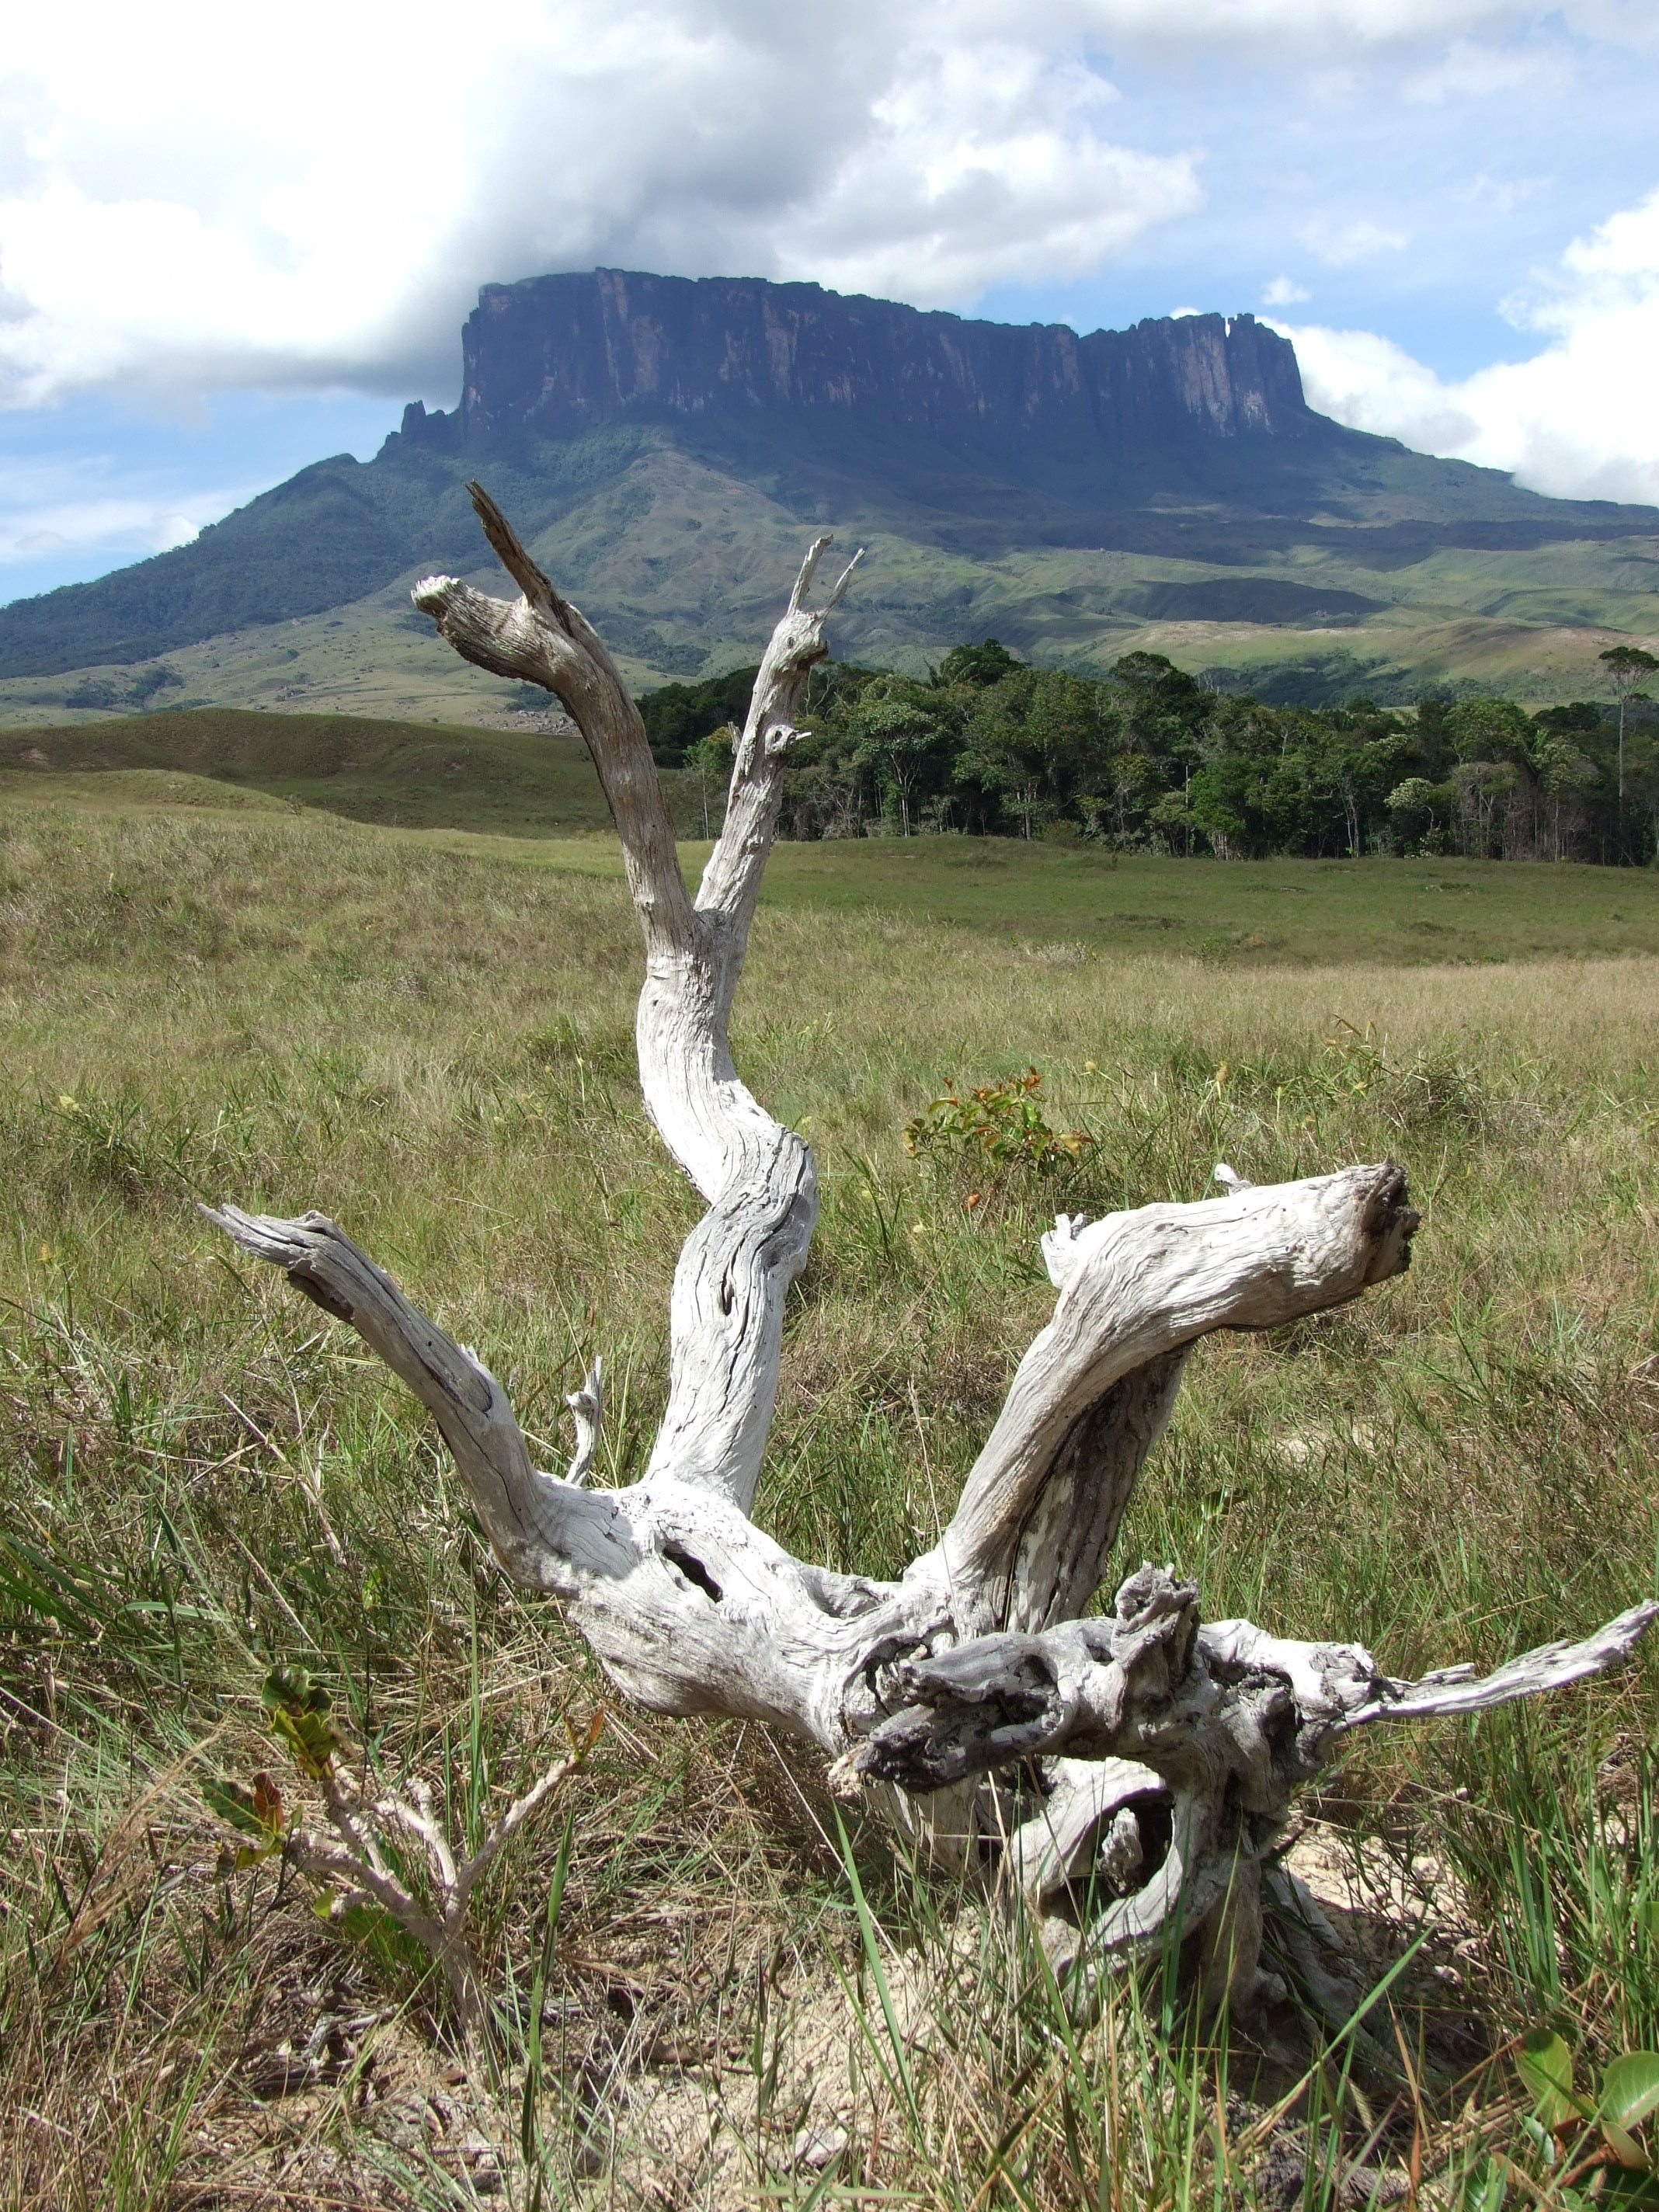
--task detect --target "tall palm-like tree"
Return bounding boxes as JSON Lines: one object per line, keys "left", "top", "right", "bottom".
{"left": 1599, "top": 644, "right": 1659, "bottom": 808}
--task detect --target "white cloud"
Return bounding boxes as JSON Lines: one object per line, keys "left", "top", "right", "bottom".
{"left": 779, "top": 46, "right": 1198, "bottom": 306}
{"left": 0, "top": 468, "right": 229, "bottom": 576}
{"left": 1031, "top": 2, "right": 1638, "bottom": 47}
{"left": 5, "top": 0, "right": 1652, "bottom": 416}
{"left": 1301, "top": 217, "right": 1409, "bottom": 265}
{"left": 0, "top": 0, "right": 1654, "bottom": 452}
{"left": 1403, "top": 37, "right": 1563, "bottom": 101}
{"left": 1278, "top": 323, "right": 1483, "bottom": 451}
{"left": 1457, "top": 172, "right": 1543, "bottom": 216}
{"left": 6, "top": 503, "right": 200, "bottom": 562}
{"left": 0, "top": 0, "right": 1209, "bottom": 410}
{"left": 1275, "top": 187, "right": 1659, "bottom": 503}
{"left": 1263, "top": 274, "right": 1311, "bottom": 304}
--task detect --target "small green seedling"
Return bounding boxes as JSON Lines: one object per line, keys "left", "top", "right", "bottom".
{"left": 202, "top": 1665, "right": 336, "bottom": 1865}
{"left": 202, "top": 1663, "right": 596, "bottom": 2056}
{"left": 906, "top": 1066, "right": 1092, "bottom": 1176}
{"left": 201, "top": 1769, "right": 286, "bottom": 1868}
{"left": 259, "top": 1664, "right": 343, "bottom": 1778}
{"left": 1514, "top": 2029, "right": 1659, "bottom": 2199}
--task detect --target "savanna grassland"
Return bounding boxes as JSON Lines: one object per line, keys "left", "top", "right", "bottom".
{"left": 3, "top": 789, "right": 1659, "bottom": 2209}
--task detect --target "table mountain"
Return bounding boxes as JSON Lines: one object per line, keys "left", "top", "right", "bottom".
{"left": 422, "top": 269, "right": 1309, "bottom": 446}
{"left": 2, "top": 269, "right": 1657, "bottom": 708}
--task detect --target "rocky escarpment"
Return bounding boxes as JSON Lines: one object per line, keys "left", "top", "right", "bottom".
{"left": 400, "top": 270, "right": 1311, "bottom": 452}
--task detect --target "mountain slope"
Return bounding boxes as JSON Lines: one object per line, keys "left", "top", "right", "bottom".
{"left": 2, "top": 268, "right": 1657, "bottom": 710}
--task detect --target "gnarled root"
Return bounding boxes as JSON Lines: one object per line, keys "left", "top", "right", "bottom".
{"left": 855, "top": 1565, "right": 1657, "bottom": 2005}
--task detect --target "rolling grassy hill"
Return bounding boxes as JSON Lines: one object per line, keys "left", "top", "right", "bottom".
{"left": 0, "top": 707, "right": 614, "bottom": 834}
{"left": 2, "top": 443, "right": 1655, "bottom": 733}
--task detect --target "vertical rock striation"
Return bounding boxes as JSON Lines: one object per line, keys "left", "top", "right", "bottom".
{"left": 400, "top": 269, "right": 1310, "bottom": 453}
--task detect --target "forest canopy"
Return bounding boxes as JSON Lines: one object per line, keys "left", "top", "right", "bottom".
{"left": 638, "top": 647, "right": 1656, "bottom": 864}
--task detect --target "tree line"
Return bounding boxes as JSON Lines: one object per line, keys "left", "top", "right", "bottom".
{"left": 638, "top": 642, "right": 1659, "bottom": 864}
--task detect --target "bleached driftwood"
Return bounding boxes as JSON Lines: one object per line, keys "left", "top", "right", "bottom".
{"left": 209, "top": 484, "right": 1657, "bottom": 2005}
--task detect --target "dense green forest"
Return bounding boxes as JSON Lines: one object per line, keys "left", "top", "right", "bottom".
{"left": 640, "top": 644, "right": 1659, "bottom": 863}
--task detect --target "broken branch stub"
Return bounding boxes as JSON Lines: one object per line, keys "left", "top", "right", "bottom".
{"left": 210, "top": 482, "right": 1656, "bottom": 2005}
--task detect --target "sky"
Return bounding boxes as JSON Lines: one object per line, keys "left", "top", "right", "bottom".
{"left": 4, "top": 0, "right": 1659, "bottom": 607}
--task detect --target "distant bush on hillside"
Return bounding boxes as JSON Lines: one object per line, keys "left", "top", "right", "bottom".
{"left": 63, "top": 665, "right": 183, "bottom": 713}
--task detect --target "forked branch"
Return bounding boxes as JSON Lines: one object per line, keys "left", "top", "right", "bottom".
{"left": 697, "top": 534, "right": 861, "bottom": 971}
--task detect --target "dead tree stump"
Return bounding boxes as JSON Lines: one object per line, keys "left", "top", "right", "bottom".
{"left": 210, "top": 487, "right": 1655, "bottom": 2007}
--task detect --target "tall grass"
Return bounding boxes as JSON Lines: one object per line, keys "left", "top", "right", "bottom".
{"left": 2, "top": 798, "right": 1657, "bottom": 2204}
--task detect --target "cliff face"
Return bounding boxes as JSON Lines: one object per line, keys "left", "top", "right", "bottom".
{"left": 402, "top": 269, "right": 1311, "bottom": 451}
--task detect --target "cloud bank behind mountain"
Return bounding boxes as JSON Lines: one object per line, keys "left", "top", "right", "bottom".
{"left": 4, "top": 0, "right": 1659, "bottom": 597}
{"left": 1275, "top": 189, "right": 1659, "bottom": 504}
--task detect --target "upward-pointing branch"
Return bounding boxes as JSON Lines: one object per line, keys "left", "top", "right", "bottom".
{"left": 413, "top": 482, "right": 695, "bottom": 965}
{"left": 697, "top": 535, "right": 863, "bottom": 998}
{"left": 631, "top": 534, "right": 861, "bottom": 1507}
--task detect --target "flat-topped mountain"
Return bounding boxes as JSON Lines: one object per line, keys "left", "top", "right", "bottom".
{"left": 405, "top": 270, "right": 1309, "bottom": 447}
{"left": 2, "top": 267, "right": 1657, "bottom": 712}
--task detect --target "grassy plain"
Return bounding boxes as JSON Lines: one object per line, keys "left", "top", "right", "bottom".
{"left": 7, "top": 713, "right": 1659, "bottom": 965}
{"left": 2, "top": 791, "right": 1658, "bottom": 2206}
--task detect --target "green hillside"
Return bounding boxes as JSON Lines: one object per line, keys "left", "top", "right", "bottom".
{"left": 5, "top": 258, "right": 1659, "bottom": 724}
{"left": 2, "top": 433, "right": 1657, "bottom": 734}
{"left": 0, "top": 708, "right": 614, "bottom": 834}
{"left": 9, "top": 409, "right": 1650, "bottom": 684}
